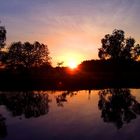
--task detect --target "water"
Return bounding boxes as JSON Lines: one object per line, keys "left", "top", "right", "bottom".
{"left": 0, "top": 89, "right": 140, "bottom": 140}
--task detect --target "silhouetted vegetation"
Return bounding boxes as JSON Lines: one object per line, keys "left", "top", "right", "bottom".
{"left": 0, "top": 23, "right": 140, "bottom": 90}
{"left": 5, "top": 41, "right": 51, "bottom": 70}
{"left": 0, "top": 22, "right": 51, "bottom": 72}
{"left": 0, "top": 114, "right": 7, "bottom": 138}
{"left": 98, "top": 29, "right": 140, "bottom": 60}
{"left": 0, "top": 23, "right": 6, "bottom": 49}
{"left": 98, "top": 89, "right": 140, "bottom": 129}
{"left": 0, "top": 91, "right": 50, "bottom": 118}
{"left": 56, "top": 91, "right": 77, "bottom": 107}
{"left": 0, "top": 23, "right": 7, "bottom": 67}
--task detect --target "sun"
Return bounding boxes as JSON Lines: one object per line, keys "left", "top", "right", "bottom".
{"left": 68, "top": 60, "right": 78, "bottom": 69}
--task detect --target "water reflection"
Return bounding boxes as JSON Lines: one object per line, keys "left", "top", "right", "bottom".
{"left": 0, "top": 91, "right": 50, "bottom": 118}
{"left": 0, "top": 89, "right": 140, "bottom": 139}
{"left": 56, "top": 91, "right": 77, "bottom": 107}
{"left": 98, "top": 89, "right": 140, "bottom": 129}
{"left": 0, "top": 114, "right": 7, "bottom": 138}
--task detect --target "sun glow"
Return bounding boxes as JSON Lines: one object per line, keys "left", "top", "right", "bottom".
{"left": 68, "top": 60, "right": 78, "bottom": 69}
{"left": 55, "top": 52, "right": 84, "bottom": 68}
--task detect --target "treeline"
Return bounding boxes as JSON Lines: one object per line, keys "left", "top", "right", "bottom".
{"left": 0, "top": 23, "right": 140, "bottom": 90}
{"left": 79, "top": 59, "right": 140, "bottom": 73}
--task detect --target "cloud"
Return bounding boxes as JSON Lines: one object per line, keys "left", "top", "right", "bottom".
{"left": 1, "top": 0, "right": 140, "bottom": 65}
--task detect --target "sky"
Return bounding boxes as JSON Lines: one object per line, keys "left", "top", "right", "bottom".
{"left": 0, "top": 0, "right": 140, "bottom": 66}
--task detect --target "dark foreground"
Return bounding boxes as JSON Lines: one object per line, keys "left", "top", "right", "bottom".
{"left": 0, "top": 59, "right": 140, "bottom": 90}
{"left": 0, "top": 69, "right": 140, "bottom": 91}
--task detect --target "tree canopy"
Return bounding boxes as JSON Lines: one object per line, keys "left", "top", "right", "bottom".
{"left": 0, "top": 24, "right": 6, "bottom": 49}
{"left": 6, "top": 41, "right": 51, "bottom": 69}
{"left": 98, "top": 89, "right": 140, "bottom": 129}
{"left": 0, "top": 23, "right": 7, "bottom": 65}
{"left": 98, "top": 29, "right": 140, "bottom": 61}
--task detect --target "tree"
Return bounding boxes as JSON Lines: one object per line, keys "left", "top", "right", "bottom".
{"left": 0, "top": 91, "right": 50, "bottom": 118}
{"left": 98, "top": 89, "right": 140, "bottom": 129}
{"left": 0, "top": 114, "right": 7, "bottom": 138}
{"left": 6, "top": 41, "right": 51, "bottom": 69}
{"left": 57, "top": 61, "right": 64, "bottom": 67}
{"left": 0, "top": 22, "right": 7, "bottom": 66}
{"left": 0, "top": 23, "right": 6, "bottom": 49}
{"left": 98, "top": 29, "right": 140, "bottom": 60}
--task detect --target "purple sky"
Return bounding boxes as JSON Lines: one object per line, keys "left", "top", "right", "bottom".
{"left": 0, "top": 0, "right": 140, "bottom": 66}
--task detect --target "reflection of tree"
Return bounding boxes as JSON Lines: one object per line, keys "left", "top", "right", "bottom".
{"left": 0, "top": 114, "right": 7, "bottom": 138}
{"left": 0, "top": 91, "right": 50, "bottom": 118}
{"left": 56, "top": 91, "right": 77, "bottom": 107}
{"left": 98, "top": 89, "right": 140, "bottom": 129}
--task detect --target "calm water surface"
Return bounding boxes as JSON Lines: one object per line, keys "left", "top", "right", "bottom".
{"left": 0, "top": 89, "right": 140, "bottom": 140}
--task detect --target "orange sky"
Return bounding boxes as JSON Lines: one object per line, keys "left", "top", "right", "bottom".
{"left": 1, "top": 0, "right": 140, "bottom": 66}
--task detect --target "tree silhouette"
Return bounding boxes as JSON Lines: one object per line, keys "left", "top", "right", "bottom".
{"left": 0, "top": 22, "right": 6, "bottom": 49}
{"left": 98, "top": 29, "right": 140, "bottom": 60}
{"left": 0, "top": 22, "right": 7, "bottom": 65}
{"left": 0, "top": 114, "right": 7, "bottom": 138}
{"left": 98, "top": 89, "right": 140, "bottom": 129}
{"left": 57, "top": 61, "right": 64, "bottom": 67}
{"left": 0, "top": 91, "right": 50, "bottom": 118}
{"left": 6, "top": 41, "right": 51, "bottom": 70}
{"left": 56, "top": 91, "right": 77, "bottom": 107}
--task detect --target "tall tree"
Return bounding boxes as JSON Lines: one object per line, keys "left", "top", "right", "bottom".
{"left": 98, "top": 29, "right": 140, "bottom": 60}
{"left": 6, "top": 41, "right": 51, "bottom": 69}
{"left": 0, "top": 23, "right": 6, "bottom": 49}
{"left": 0, "top": 22, "right": 7, "bottom": 65}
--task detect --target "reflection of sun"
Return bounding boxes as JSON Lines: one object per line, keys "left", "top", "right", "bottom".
{"left": 68, "top": 60, "right": 78, "bottom": 69}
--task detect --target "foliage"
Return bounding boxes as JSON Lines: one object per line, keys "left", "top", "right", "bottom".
{"left": 0, "top": 91, "right": 50, "bottom": 118}
{"left": 98, "top": 29, "right": 140, "bottom": 60}
{"left": 98, "top": 89, "right": 140, "bottom": 129}
{"left": 0, "top": 23, "right": 7, "bottom": 64}
{"left": 0, "top": 24, "right": 6, "bottom": 49}
{"left": 6, "top": 41, "right": 51, "bottom": 69}
{"left": 79, "top": 59, "right": 140, "bottom": 73}
{"left": 0, "top": 114, "right": 7, "bottom": 138}
{"left": 57, "top": 61, "right": 64, "bottom": 67}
